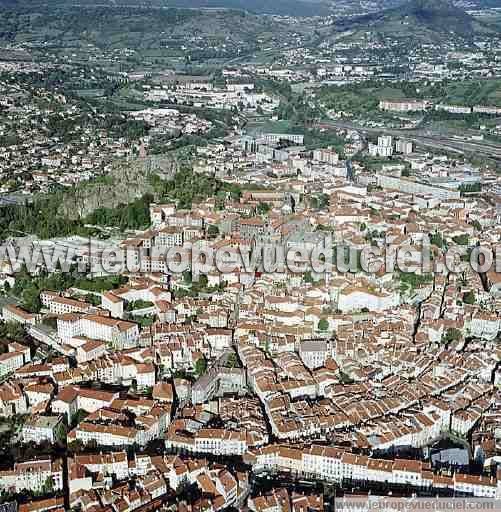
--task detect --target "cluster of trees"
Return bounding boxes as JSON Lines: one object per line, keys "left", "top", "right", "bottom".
{"left": 305, "top": 130, "right": 345, "bottom": 156}
{"left": 0, "top": 166, "right": 243, "bottom": 240}
{"left": 442, "top": 327, "right": 462, "bottom": 345}
{"left": 85, "top": 193, "right": 153, "bottom": 230}
{"left": 429, "top": 232, "right": 446, "bottom": 249}
{"left": 42, "top": 111, "right": 148, "bottom": 144}
{"left": 125, "top": 299, "right": 154, "bottom": 311}
{"left": 0, "top": 321, "right": 26, "bottom": 345}
{"left": 276, "top": 95, "right": 319, "bottom": 125}
{"left": 444, "top": 80, "right": 500, "bottom": 107}
{"left": 309, "top": 193, "right": 329, "bottom": 210}
{"left": 150, "top": 133, "right": 216, "bottom": 154}
{"left": 452, "top": 234, "right": 469, "bottom": 245}
{"left": 11, "top": 266, "right": 127, "bottom": 313}
{"left": 255, "top": 79, "right": 292, "bottom": 98}
{"left": 158, "top": 102, "right": 235, "bottom": 127}
{"left": 459, "top": 183, "right": 481, "bottom": 194}
{"left": 175, "top": 272, "right": 226, "bottom": 299}
{"left": 0, "top": 185, "right": 177, "bottom": 239}
{"left": 424, "top": 110, "right": 484, "bottom": 123}
{"left": 0, "top": 195, "right": 86, "bottom": 240}
{"left": 317, "top": 83, "right": 379, "bottom": 116}
{"left": 399, "top": 271, "right": 433, "bottom": 291}
{"left": 151, "top": 168, "right": 241, "bottom": 209}
{"left": 73, "top": 275, "right": 128, "bottom": 293}
{"left": 94, "top": 114, "right": 149, "bottom": 141}
{"left": 353, "top": 153, "right": 406, "bottom": 170}
{"left": 462, "top": 290, "right": 475, "bottom": 305}
{"left": 256, "top": 202, "right": 271, "bottom": 215}
{"left": 0, "top": 4, "right": 199, "bottom": 50}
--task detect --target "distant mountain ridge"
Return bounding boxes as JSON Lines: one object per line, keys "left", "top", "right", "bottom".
{"left": 162, "top": 0, "right": 332, "bottom": 16}
{"left": 0, "top": 0, "right": 333, "bottom": 16}
{"left": 1, "top": 0, "right": 500, "bottom": 17}
{"left": 334, "top": 0, "right": 499, "bottom": 41}
{"left": 388, "top": 0, "right": 473, "bottom": 36}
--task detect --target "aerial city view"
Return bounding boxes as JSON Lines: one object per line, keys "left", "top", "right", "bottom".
{"left": 2, "top": 0, "right": 501, "bottom": 510}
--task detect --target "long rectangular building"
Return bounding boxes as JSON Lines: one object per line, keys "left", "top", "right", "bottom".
{"left": 245, "top": 444, "right": 499, "bottom": 498}
{"left": 377, "top": 175, "right": 461, "bottom": 200}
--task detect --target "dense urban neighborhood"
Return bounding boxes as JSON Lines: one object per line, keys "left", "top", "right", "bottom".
{"left": 1, "top": 0, "right": 501, "bottom": 511}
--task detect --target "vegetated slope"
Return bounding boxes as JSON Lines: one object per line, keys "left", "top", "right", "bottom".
{"left": 58, "top": 154, "right": 178, "bottom": 219}
{"left": 151, "top": 0, "right": 332, "bottom": 17}
{"left": 333, "top": 0, "right": 499, "bottom": 42}
{"left": 388, "top": 0, "right": 473, "bottom": 36}
{"left": 0, "top": 4, "right": 299, "bottom": 47}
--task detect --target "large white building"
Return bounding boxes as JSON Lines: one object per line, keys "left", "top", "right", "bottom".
{"left": 0, "top": 350, "right": 25, "bottom": 378}
{"left": 0, "top": 458, "right": 63, "bottom": 494}
{"left": 47, "top": 296, "right": 92, "bottom": 315}
{"left": 379, "top": 99, "right": 427, "bottom": 112}
{"left": 2, "top": 304, "right": 37, "bottom": 325}
{"left": 313, "top": 147, "right": 339, "bottom": 165}
{"left": 21, "top": 415, "right": 64, "bottom": 445}
{"left": 57, "top": 313, "right": 139, "bottom": 349}
{"left": 70, "top": 422, "right": 137, "bottom": 447}
{"left": 76, "top": 339, "right": 108, "bottom": 363}
{"left": 337, "top": 286, "right": 400, "bottom": 313}
{"left": 52, "top": 386, "right": 119, "bottom": 421}
{"left": 298, "top": 340, "right": 328, "bottom": 370}
{"left": 377, "top": 174, "right": 461, "bottom": 199}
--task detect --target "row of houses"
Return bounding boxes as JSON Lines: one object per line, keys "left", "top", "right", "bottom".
{"left": 246, "top": 444, "right": 500, "bottom": 498}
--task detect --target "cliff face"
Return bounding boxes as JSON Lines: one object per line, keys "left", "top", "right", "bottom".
{"left": 58, "top": 155, "right": 178, "bottom": 219}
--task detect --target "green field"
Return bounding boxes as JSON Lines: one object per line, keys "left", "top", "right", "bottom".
{"left": 246, "top": 120, "right": 294, "bottom": 135}
{"left": 439, "top": 79, "right": 501, "bottom": 107}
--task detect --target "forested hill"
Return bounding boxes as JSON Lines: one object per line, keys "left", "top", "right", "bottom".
{"left": 333, "top": 0, "right": 500, "bottom": 42}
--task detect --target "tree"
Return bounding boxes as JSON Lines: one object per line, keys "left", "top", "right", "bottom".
{"left": 55, "top": 422, "right": 67, "bottom": 444}
{"left": 442, "top": 327, "right": 462, "bottom": 345}
{"left": 318, "top": 318, "right": 329, "bottom": 331}
{"left": 471, "top": 220, "right": 482, "bottom": 231}
{"left": 194, "top": 357, "right": 207, "bottom": 376}
{"left": 23, "top": 287, "right": 42, "bottom": 313}
{"left": 40, "top": 477, "right": 54, "bottom": 496}
{"left": 304, "top": 271, "right": 314, "bottom": 284}
{"left": 183, "top": 271, "right": 192, "bottom": 285}
{"left": 257, "top": 202, "right": 271, "bottom": 215}
{"left": 226, "top": 352, "right": 239, "bottom": 368}
{"left": 453, "top": 234, "right": 469, "bottom": 245}
{"left": 176, "top": 476, "right": 191, "bottom": 497}
{"left": 0, "top": 321, "right": 26, "bottom": 343}
{"left": 67, "top": 439, "right": 84, "bottom": 453}
{"left": 71, "top": 409, "right": 89, "bottom": 428}
{"left": 430, "top": 232, "right": 445, "bottom": 249}
{"left": 459, "top": 183, "right": 481, "bottom": 194}
{"left": 463, "top": 291, "right": 475, "bottom": 305}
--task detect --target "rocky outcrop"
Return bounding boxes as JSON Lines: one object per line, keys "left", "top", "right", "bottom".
{"left": 58, "top": 155, "right": 178, "bottom": 219}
